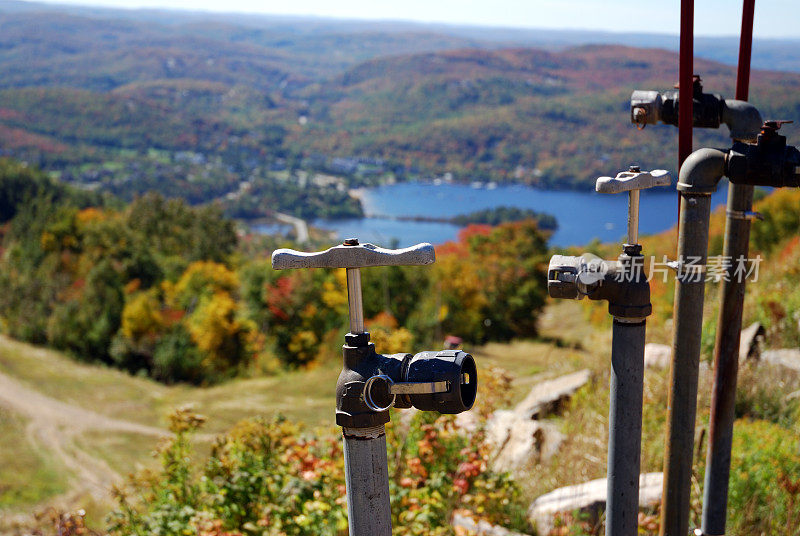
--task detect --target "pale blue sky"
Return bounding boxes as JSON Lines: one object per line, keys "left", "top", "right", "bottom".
{"left": 34, "top": 0, "right": 800, "bottom": 38}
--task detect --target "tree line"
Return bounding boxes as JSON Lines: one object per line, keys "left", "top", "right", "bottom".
{"left": 0, "top": 159, "right": 551, "bottom": 384}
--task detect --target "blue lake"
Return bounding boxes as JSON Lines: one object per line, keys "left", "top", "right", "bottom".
{"left": 312, "top": 181, "right": 730, "bottom": 248}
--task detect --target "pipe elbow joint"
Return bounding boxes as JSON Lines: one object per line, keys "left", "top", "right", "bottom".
{"left": 722, "top": 100, "right": 763, "bottom": 142}
{"left": 677, "top": 148, "right": 728, "bottom": 194}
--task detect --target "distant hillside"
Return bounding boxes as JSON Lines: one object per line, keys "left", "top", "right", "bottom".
{"left": 289, "top": 46, "right": 800, "bottom": 186}
{"left": 0, "top": 3, "right": 800, "bottom": 208}
{"left": 2, "top": 0, "right": 800, "bottom": 73}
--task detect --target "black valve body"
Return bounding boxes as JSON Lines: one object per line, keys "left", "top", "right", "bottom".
{"left": 727, "top": 129, "right": 800, "bottom": 188}
{"left": 403, "top": 350, "right": 477, "bottom": 413}
{"left": 661, "top": 89, "right": 724, "bottom": 129}
{"left": 336, "top": 333, "right": 477, "bottom": 428}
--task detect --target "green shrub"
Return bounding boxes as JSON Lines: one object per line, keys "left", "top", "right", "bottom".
{"left": 109, "top": 393, "right": 530, "bottom": 535}
{"left": 152, "top": 327, "right": 206, "bottom": 384}
{"left": 725, "top": 419, "right": 800, "bottom": 534}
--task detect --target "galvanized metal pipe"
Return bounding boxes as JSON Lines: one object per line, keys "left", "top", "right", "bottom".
{"left": 701, "top": 184, "right": 752, "bottom": 536}
{"left": 346, "top": 268, "right": 365, "bottom": 334}
{"left": 701, "top": 3, "right": 756, "bottom": 535}
{"left": 660, "top": 193, "right": 712, "bottom": 536}
{"left": 343, "top": 426, "right": 392, "bottom": 536}
{"left": 607, "top": 318, "right": 647, "bottom": 536}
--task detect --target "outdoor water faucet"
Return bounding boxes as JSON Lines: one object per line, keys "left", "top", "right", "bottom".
{"left": 546, "top": 166, "right": 671, "bottom": 536}
{"left": 272, "top": 239, "right": 477, "bottom": 427}
{"left": 548, "top": 167, "right": 670, "bottom": 319}
{"left": 631, "top": 76, "right": 763, "bottom": 142}
{"left": 727, "top": 120, "right": 800, "bottom": 187}
{"left": 272, "top": 238, "right": 478, "bottom": 535}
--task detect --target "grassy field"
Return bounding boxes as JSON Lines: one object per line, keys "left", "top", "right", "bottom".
{"left": 0, "top": 300, "right": 604, "bottom": 526}
{"left": 0, "top": 407, "right": 69, "bottom": 508}
{"left": 3, "top": 299, "right": 795, "bottom": 534}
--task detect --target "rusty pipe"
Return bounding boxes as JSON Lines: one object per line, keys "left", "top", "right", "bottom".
{"left": 701, "top": 2, "right": 757, "bottom": 535}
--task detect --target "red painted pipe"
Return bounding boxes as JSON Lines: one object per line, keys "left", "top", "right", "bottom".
{"left": 660, "top": 2, "right": 695, "bottom": 536}
{"left": 675, "top": 0, "right": 694, "bottom": 243}
{"left": 736, "top": 0, "right": 756, "bottom": 101}
{"left": 678, "top": 0, "right": 694, "bottom": 168}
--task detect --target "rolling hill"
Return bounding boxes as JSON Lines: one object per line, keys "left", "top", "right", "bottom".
{"left": 0, "top": 3, "right": 799, "bottom": 216}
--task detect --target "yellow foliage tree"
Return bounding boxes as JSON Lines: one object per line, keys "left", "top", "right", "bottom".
{"left": 368, "top": 312, "right": 413, "bottom": 354}
{"left": 186, "top": 291, "right": 252, "bottom": 373}
{"left": 167, "top": 261, "right": 239, "bottom": 310}
{"left": 322, "top": 269, "right": 349, "bottom": 315}
{"left": 287, "top": 330, "right": 319, "bottom": 365}
{"left": 121, "top": 290, "right": 165, "bottom": 341}
{"left": 369, "top": 326, "right": 414, "bottom": 354}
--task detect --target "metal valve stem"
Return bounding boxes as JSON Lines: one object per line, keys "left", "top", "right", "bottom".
{"left": 628, "top": 188, "right": 640, "bottom": 245}
{"left": 346, "top": 267, "right": 365, "bottom": 334}
{"left": 596, "top": 166, "right": 670, "bottom": 247}
{"left": 626, "top": 164, "right": 641, "bottom": 245}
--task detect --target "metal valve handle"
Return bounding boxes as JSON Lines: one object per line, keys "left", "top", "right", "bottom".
{"left": 596, "top": 167, "right": 671, "bottom": 245}
{"left": 595, "top": 168, "right": 670, "bottom": 194}
{"left": 272, "top": 242, "right": 435, "bottom": 270}
{"left": 271, "top": 240, "right": 435, "bottom": 334}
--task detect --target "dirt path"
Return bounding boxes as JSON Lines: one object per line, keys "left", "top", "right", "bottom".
{"left": 0, "top": 370, "right": 169, "bottom": 520}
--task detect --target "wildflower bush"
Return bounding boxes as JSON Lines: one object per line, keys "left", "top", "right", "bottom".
{"left": 109, "top": 371, "right": 530, "bottom": 536}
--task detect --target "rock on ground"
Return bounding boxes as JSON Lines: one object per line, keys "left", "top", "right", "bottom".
{"left": 451, "top": 510, "right": 532, "bottom": 536}
{"left": 739, "top": 322, "right": 764, "bottom": 361}
{"left": 514, "top": 369, "right": 591, "bottom": 420}
{"left": 528, "top": 472, "right": 663, "bottom": 535}
{"left": 484, "top": 370, "right": 588, "bottom": 473}
{"left": 761, "top": 348, "right": 800, "bottom": 371}
{"left": 644, "top": 343, "right": 671, "bottom": 369}
{"left": 485, "top": 410, "right": 564, "bottom": 472}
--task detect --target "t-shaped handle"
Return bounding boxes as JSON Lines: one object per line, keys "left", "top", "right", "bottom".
{"left": 596, "top": 167, "right": 671, "bottom": 245}
{"left": 272, "top": 241, "right": 435, "bottom": 270}
{"left": 272, "top": 239, "right": 435, "bottom": 334}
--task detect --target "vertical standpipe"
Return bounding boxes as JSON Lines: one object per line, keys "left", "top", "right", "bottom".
{"left": 607, "top": 318, "right": 646, "bottom": 536}
{"left": 701, "top": 184, "right": 752, "bottom": 536}
{"left": 343, "top": 425, "right": 392, "bottom": 536}
{"left": 273, "top": 241, "right": 477, "bottom": 536}
{"left": 270, "top": 241, "right": 436, "bottom": 536}
{"left": 660, "top": 148, "right": 724, "bottom": 536}
{"left": 596, "top": 168, "right": 669, "bottom": 536}
{"left": 343, "top": 266, "right": 387, "bottom": 535}
{"left": 676, "top": 0, "right": 694, "bottom": 241}
{"left": 661, "top": 193, "right": 712, "bottom": 536}
{"left": 662, "top": 131, "right": 800, "bottom": 536}
{"left": 702, "top": 2, "right": 756, "bottom": 534}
